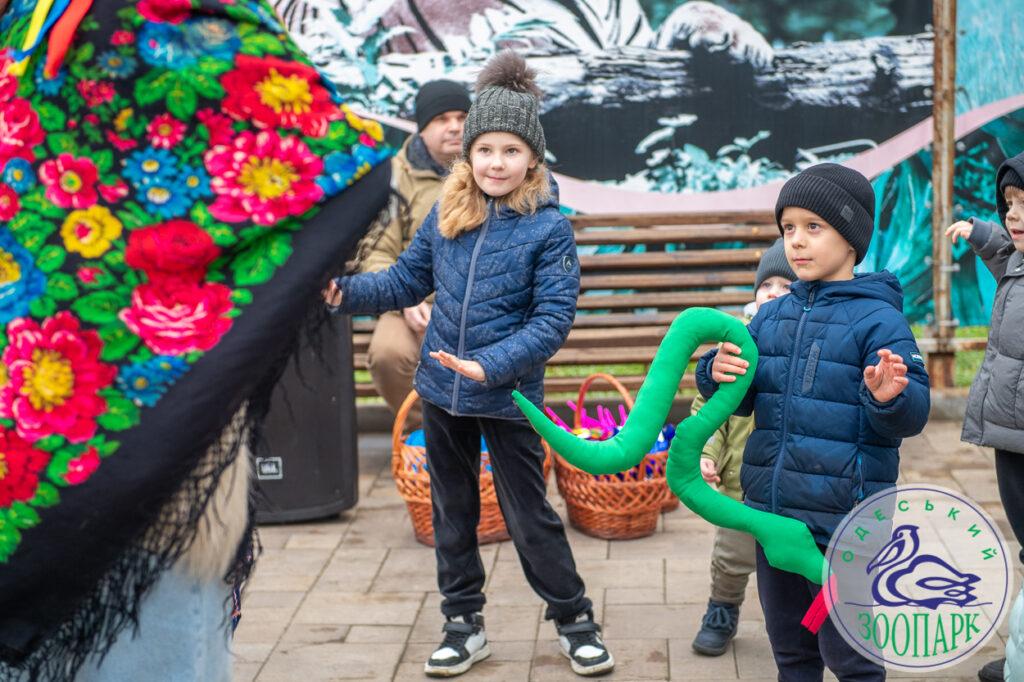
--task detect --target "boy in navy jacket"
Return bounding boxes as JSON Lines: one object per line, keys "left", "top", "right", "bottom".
{"left": 697, "top": 163, "right": 930, "bottom": 680}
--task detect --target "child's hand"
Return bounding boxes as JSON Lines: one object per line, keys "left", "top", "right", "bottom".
{"left": 863, "top": 349, "right": 909, "bottom": 403}
{"left": 322, "top": 279, "right": 343, "bottom": 307}
{"left": 945, "top": 220, "right": 973, "bottom": 244}
{"left": 430, "top": 350, "right": 486, "bottom": 383}
{"left": 711, "top": 342, "right": 749, "bottom": 383}
{"left": 700, "top": 457, "right": 720, "bottom": 485}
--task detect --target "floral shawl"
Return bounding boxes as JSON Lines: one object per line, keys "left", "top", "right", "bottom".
{"left": 0, "top": 0, "right": 391, "bottom": 677}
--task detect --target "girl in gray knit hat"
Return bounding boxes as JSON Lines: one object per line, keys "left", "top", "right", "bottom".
{"left": 324, "top": 50, "right": 612, "bottom": 678}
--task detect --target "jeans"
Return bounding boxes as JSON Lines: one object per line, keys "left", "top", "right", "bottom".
{"left": 74, "top": 565, "right": 233, "bottom": 682}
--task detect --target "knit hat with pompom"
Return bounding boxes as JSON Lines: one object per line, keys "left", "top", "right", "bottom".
{"left": 462, "top": 50, "right": 545, "bottom": 160}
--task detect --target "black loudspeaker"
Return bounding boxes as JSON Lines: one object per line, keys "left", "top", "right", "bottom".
{"left": 254, "top": 314, "right": 359, "bottom": 523}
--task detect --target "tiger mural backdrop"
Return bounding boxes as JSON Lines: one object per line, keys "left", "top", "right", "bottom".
{"left": 275, "top": 0, "right": 1024, "bottom": 327}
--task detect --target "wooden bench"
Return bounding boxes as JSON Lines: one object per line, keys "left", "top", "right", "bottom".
{"left": 353, "top": 211, "right": 779, "bottom": 401}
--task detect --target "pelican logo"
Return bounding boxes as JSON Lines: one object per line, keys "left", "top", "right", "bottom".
{"left": 825, "top": 485, "right": 1011, "bottom": 671}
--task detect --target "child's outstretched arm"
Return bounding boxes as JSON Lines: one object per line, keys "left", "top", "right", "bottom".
{"left": 947, "top": 218, "right": 1016, "bottom": 280}
{"left": 859, "top": 311, "right": 930, "bottom": 438}
{"left": 471, "top": 217, "right": 579, "bottom": 388}
{"left": 326, "top": 205, "right": 437, "bottom": 315}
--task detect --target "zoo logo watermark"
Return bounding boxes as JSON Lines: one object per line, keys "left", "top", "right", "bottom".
{"left": 824, "top": 485, "right": 1012, "bottom": 671}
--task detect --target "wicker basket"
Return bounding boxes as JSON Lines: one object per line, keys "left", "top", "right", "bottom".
{"left": 553, "top": 373, "right": 677, "bottom": 540}
{"left": 390, "top": 390, "right": 552, "bottom": 546}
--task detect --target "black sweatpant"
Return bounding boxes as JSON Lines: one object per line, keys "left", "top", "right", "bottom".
{"left": 756, "top": 543, "right": 886, "bottom": 682}
{"left": 995, "top": 449, "right": 1024, "bottom": 565}
{"left": 421, "top": 400, "right": 592, "bottom": 621}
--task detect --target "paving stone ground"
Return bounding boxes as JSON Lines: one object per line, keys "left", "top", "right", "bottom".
{"left": 233, "top": 422, "right": 1020, "bottom": 681}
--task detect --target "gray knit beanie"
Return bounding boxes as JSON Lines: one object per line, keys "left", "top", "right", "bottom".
{"left": 462, "top": 50, "right": 545, "bottom": 160}
{"left": 774, "top": 163, "right": 876, "bottom": 264}
{"left": 755, "top": 238, "right": 797, "bottom": 290}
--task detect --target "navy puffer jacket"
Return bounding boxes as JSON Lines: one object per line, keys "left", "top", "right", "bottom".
{"left": 697, "top": 272, "right": 931, "bottom": 544}
{"left": 336, "top": 190, "right": 578, "bottom": 419}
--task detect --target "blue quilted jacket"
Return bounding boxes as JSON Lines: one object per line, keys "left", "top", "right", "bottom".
{"left": 697, "top": 272, "right": 931, "bottom": 544}
{"left": 336, "top": 191, "right": 578, "bottom": 418}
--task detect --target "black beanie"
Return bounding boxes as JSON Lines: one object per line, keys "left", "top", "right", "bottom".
{"left": 755, "top": 238, "right": 797, "bottom": 290}
{"left": 996, "top": 152, "right": 1024, "bottom": 223}
{"left": 774, "top": 163, "right": 876, "bottom": 264}
{"left": 414, "top": 80, "right": 471, "bottom": 132}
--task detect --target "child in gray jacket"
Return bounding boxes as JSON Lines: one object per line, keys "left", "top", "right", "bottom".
{"left": 946, "top": 150, "right": 1024, "bottom": 682}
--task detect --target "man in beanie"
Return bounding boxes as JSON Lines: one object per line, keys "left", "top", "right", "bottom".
{"left": 947, "top": 150, "right": 1024, "bottom": 682}
{"left": 696, "top": 163, "right": 930, "bottom": 680}
{"left": 691, "top": 239, "right": 795, "bottom": 658}
{"left": 354, "top": 79, "right": 470, "bottom": 429}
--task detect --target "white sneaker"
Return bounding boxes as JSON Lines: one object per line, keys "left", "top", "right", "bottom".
{"left": 556, "top": 610, "right": 615, "bottom": 676}
{"left": 424, "top": 612, "right": 491, "bottom": 677}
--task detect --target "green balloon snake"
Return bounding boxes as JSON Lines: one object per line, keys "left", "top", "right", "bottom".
{"left": 513, "top": 307, "right": 836, "bottom": 632}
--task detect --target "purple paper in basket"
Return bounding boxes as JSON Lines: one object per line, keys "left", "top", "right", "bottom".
{"left": 545, "top": 400, "right": 675, "bottom": 479}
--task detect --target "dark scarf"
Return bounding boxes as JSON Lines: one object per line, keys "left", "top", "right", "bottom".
{"left": 408, "top": 134, "right": 451, "bottom": 177}
{"left": 0, "top": 1, "right": 390, "bottom": 678}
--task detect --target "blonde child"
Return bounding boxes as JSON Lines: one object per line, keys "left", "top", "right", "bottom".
{"left": 323, "top": 51, "right": 612, "bottom": 678}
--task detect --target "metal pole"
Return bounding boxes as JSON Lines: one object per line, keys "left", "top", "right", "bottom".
{"left": 929, "top": 0, "right": 957, "bottom": 388}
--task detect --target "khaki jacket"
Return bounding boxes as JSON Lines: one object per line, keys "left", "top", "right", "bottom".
{"left": 690, "top": 393, "right": 753, "bottom": 501}
{"left": 359, "top": 136, "right": 445, "bottom": 275}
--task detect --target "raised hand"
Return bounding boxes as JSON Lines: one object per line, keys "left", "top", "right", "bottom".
{"left": 945, "top": 220, "right": 973, "bottom": 245}
{"left": 430, "top": 350, "right": 486, "bottom": 383}
{"left": 863, "top": 349, "right": 909, "bottom": 403}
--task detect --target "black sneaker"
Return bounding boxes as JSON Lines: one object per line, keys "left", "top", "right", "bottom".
{"left": 556, "top": 610, "right": 615, "bottom": 676}
{"left": 978, "top": 657, "right": 1005, "bottom": 682}
{"left": 691, "top": 599, "right": 740, "bottom": 656}
{"left": 424, "top": 613, "right": 490, "bottom": 678}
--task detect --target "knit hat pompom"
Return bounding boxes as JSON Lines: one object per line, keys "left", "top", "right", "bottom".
{"left": 462, "top": 50, "right": 546, "bottom": 159}
{"left": 475, "top": 50, "right": 542, "bottom": 99}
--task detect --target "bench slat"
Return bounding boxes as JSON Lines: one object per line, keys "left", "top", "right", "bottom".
{"left": 569, "top": 212, "right": 773, "bottom": 228}
{"left": 574, "top": 225, "right": 775, "bottom": 245}
{"left": 579, "top": 248, "right": 765, "bottom": 270}
{"left": 355, "top": 344, "right": 713, "bottom": 368}
{"left": 576, "top": 290, "right": 751, "bottom": 310}
{"left": 581, "top": 271, "right": 754, "bottom": 290}
{"left": 353, "top": 325, "right": 678, "bottom": 353}
{"left": 570, "top": 312, "right": 702, "bottom": 328}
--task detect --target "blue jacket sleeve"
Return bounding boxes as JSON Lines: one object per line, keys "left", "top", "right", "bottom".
{"left": 334, "top": 205, "right": 437, "bottom": 315}
{"left": 857, "top": 306, "right": 931, "bottom": 438}
{"left": 696, "top": 310, "right": 762, "bottom": 417}
{"left": 696, "top": 348, "right": 719, "bottom": 399}
{"left": 472, "top": 216, "right": 579, "bottom": 388}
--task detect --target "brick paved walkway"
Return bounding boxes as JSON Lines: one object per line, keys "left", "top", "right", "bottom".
{"left": 234, "top": 421, "right": 1019, "bottom": 681}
